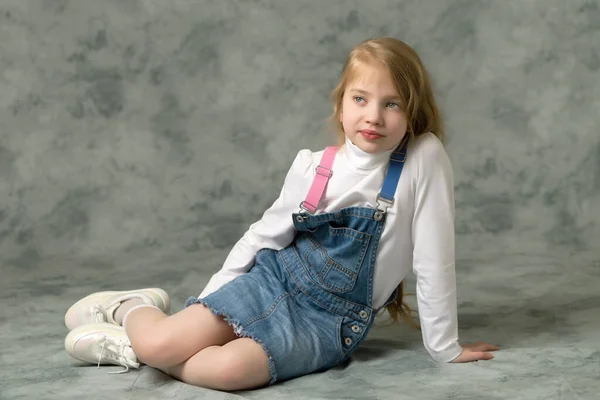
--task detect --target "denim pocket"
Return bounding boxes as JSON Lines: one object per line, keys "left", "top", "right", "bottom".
{"left": 305, "top": 224, "right": 371, "bottom": 293}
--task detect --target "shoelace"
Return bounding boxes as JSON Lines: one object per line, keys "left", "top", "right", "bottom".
{"left": 96, "top": 335, "right": 138, "bottom": 374}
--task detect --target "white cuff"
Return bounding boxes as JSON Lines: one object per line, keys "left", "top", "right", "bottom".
{"left": 431, "top": 342, "right": 463, "bottom": 363}
{"left": 122, "top": 304, "right": 162, "bottom": 330}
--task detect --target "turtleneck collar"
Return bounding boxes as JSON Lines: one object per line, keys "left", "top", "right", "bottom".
{"left": 342, "top": 136, "right": 396, "bottom": 174}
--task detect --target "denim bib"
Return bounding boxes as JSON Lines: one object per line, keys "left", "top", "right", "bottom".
{"left": 186, "top": 138, "right": 409, "bottom": 384}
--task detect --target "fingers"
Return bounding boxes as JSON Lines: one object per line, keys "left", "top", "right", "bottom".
{"left": 467, "top": 351, "right": 494, "bottom": 362}
{"left": 452, "top": 351, "right": 495, "bottom": 363}
{"left": 463, "top": 342, "right": 500, "bottom": 352}
{"left": 451, "top": 342, "right": 500, "bottom": 363}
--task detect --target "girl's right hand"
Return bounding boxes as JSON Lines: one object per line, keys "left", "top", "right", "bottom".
{"left": 451, "top": 342, "right": 500, "bottom": 363}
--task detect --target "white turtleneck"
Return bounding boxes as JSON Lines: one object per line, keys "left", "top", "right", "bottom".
{"left": 198, "top": 132, "right": 462, "bottom": 363}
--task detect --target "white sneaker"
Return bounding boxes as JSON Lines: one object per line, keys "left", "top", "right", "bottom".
{"left": 65, "top": 323, "right": 140, "bottom": 373}
{"left": 65, "top": 288, "right": 170, "bottom": 330}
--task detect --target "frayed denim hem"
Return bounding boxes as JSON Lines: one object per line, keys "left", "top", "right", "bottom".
{"left": 184, "top": 296, "right": 278, "bottom": 386}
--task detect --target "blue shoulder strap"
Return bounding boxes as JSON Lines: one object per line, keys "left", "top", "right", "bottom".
{"left": 374, "top": 137, "right": 409, "bottom": 220}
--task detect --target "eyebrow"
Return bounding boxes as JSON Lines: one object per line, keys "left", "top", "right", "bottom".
{"left": 348, "top": 88, "right": 402, "bottom": 102}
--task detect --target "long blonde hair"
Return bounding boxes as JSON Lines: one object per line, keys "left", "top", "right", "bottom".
{"left": 328, "top": 37, "right": 446, "bottom": 327}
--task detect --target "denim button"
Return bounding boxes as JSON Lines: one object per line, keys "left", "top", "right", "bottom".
{"left": 359, "top": 310, "right": 368, "bottom": 320}
{"left": 295, "top": 215, "right": 304, "bottom": 223}
{"left": 344, "top": 337, "right": 353, "bottom": 346}
{"left": 351, "top": 325, "right": 361, "bottom": 333}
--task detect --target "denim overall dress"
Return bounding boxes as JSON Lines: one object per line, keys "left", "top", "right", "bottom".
{"left": 185, "top": 139, "right": 409, "bottom": 384}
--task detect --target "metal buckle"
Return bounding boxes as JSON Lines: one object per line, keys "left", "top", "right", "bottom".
{"left": 374, "top": 195, "right": 394, "bottom": 221}
{"left": 375, "top": 195, "right": 394, "bottom": 210}
{"left": 298, "top": 201, "right": 316, "bottom": 214}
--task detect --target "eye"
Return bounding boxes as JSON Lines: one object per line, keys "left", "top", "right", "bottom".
{"left": 386, "top": 102, "right": 399, "bottom": 109}
{"left": 353, "top": 96, "right": 365, "bottom": 103}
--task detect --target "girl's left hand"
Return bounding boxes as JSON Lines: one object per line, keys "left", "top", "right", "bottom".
{"left": 451, "top": 342, "right": 500, "bottom": 363}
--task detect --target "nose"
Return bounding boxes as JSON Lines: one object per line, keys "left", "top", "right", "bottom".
{"left": 365, "top": 104, "right": 383, "bottom": 126}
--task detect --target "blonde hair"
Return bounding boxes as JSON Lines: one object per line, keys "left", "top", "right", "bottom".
{"left": 329, "top": 37, "right": 445, "bottom": 146}
{"left": 328, "top": 37, "right": 446, "bottom": 328}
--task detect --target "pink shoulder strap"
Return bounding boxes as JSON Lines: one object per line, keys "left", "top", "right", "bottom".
{"left": 299, "top": 146, "right": 337, "bottom": 214}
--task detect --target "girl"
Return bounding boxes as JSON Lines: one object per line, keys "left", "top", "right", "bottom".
{"left": 64, "top": 37, "right": 499, "bottom": 391}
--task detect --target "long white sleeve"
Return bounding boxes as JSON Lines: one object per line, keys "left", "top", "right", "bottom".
{"left": 199, "top": 150, "right": 313, "bottom": 298}
{"left": 411, "top": 141, "right": 462, "bottom": 362}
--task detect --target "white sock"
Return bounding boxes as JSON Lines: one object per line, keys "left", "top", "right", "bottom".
{"left": 114, "top": 298, "right": 146, "bottom": 325}
{"left": 121, "top": 304, "right": 162, "bottom": 330}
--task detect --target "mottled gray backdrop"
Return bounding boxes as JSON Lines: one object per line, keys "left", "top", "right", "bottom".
{"left": 1, "top": 1, "right": 599, "bottom": 400}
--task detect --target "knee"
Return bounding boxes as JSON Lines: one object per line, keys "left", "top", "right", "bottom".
{"left": 212, "top": 353, "right": 266, "bottom": 391}
{"left": 131, "top": 333, "right": 174, "bottom": 367}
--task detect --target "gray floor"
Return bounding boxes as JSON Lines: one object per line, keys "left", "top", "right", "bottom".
{"left": 2, "top": 247, "right": 599, "bottom": 399}
{"left": 2, "top": 0, "right": 600, "bottom": 399}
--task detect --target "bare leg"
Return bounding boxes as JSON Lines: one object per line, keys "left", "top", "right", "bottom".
{"left": 124, "top": 303, "right": 238, "bottom": 368}
{"left": 162, "top": 338, "right": 271, "bottom": 391}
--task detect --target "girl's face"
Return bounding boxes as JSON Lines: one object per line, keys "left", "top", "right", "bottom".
{"left": 340, "top": 65, "right": 408, "bottom": 154}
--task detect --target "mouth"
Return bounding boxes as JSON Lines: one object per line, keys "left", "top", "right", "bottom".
{"left": 360, "top": 130, "right": 384, "bottom": 140}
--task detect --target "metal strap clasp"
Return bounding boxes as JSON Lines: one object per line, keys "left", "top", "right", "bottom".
{"left": 374, "top": 195, "right": 394, "bottom": 221}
